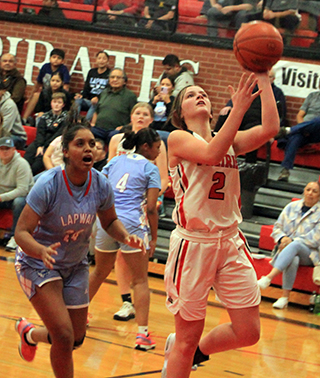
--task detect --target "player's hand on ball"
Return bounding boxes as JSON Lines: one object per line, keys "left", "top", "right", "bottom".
{"left": 40, "top": 242, "right": 60, "bottom": 269}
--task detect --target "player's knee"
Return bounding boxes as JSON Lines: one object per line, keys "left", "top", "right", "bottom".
{"left": 47, "top": 328, "right": 74, "bottom": 349}
{"left": 240, "top": 326, "right": 260, "bottom": 347}
{"left": 73, "top": 334, "right": 86, "bottom": 350}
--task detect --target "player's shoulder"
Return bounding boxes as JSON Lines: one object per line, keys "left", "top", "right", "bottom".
{"left": 37, "top": 166, "right": 62, "bottom": 185}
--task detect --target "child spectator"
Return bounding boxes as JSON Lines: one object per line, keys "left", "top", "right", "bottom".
{"left": 24, "top": 92, "right": 68, "bottom": 175}
{"left": 93, "top": 138, "right": 107, "bottom": 171}
{"left": 23, "top": 48, "right": 70, "bottom": 124}
{"left": 0, "top": 85, "right": 26, "bottom": 150}
{"left": 74, "top": 51, "right": 110, "bottom": 121}
{"left": 0, "top": 136, "right": 33, "bottom": 252}
{"left": 32, "top": 72, "right": 72, "bottom": 125}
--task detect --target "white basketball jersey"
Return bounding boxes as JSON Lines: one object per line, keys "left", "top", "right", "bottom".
{"left": 170, "top": 132, "right": 242, "bottom": 233}
{"left": 116, "top": 137, "right": 135, "bottom": 156}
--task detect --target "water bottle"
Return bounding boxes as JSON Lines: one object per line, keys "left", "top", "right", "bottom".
{"left": 309, "top": 291, "right": 317, "bottom": 313}
{"left": 313, "top": 294, "right": 320, "bottom": 315}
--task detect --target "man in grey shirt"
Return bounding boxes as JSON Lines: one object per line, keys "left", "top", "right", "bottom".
{"left": 0, "top": 136, "right": 33, "bottom": 250}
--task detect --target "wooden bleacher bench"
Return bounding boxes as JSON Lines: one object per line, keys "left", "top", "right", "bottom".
{"left": 252, "top": 224, "right": 319, "bottom": 307}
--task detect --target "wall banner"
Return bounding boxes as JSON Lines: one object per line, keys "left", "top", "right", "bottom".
{"left": 273, "top": 60, "right": 320, "bottom": 99}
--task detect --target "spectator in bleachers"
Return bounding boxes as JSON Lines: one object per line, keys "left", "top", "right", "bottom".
{"left": 24, "top": 92, "right": 68, "bottom": 175}
{"left": 215, "top": 68, "right": 286, "bottom": 163}
{"left": 0, "top": 53, "right": 26, "bottom": 114}
{"left": 276, "top": 87, "right": 320, "bottom": 182}
{"left": 258, "top": 181, "right": 320, "bottom": 309}
{"left": 38, "top": 0, "right": 66, "bottom": 19}
{"left": 31, "top": 72, "right": 72, "bottom": 126}
{"left": 23, "top": 48, "right": 70, "bottom": 125}
{"left": 91, "top": 68, "right": 137, "bottom": 145}
{"left": 74, "top": 51, "right": 110, "bottom": 121}
{"left": 149, "top": 74, "right": 175, "bottom": 132}
{"left": 93, "top": 138, "right": 108, "bottom": 171}
{"left": 0, "top": 136, "right": 33, "bottom": 251}
{"left": 96, "top": 0, "right": 144, "bottom": 25}
{"left": 199, "top": 0, "right": 255, "bottom": 38}
{"left": 153, "top": 54, "right": 194, "bottom": 98}
{"left": 246, "top": 0, "right": 300, "bottom": 44}
{"left": 138, "top": 0, "right": 177, "bottom": 31}
{"left": 0, "top": 85, "right": 27, "bottom": 150}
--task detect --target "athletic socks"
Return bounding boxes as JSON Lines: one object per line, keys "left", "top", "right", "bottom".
{"left": 193, "top": 345, "right": 209, "bottom": 365}
{"left": 121, "top": 293, "right": 132, "bottom": 304}
{"left": 25, "top": 328, "right": 37, "bottom": 346}
{"left": 138, "top": 326, "right": 148, "bottom": 336}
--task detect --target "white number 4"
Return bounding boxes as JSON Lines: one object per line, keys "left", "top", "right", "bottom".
{"left": 116, "top": 173, "right": 130, "bottom": 193}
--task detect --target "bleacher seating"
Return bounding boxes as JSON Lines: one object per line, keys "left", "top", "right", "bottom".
{"left": 253, "top": 224, "right": 319, "bottom": 294}
{"left": 176, "top": 0, "right": 207, "bottom": 35}
{"left": 257, "top": 141, "right": 320, "bottom": 170}
{"left": 59, "top": 2, "right": 95, "bottom": 22}
{"left": 290, "top": 11, "right": 318, "bottom": 47}
{"left": 1, "top": 0, "right": 320, "bottom": 43}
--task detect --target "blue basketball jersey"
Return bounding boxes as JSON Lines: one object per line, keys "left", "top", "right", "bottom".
{"left": 103, "top": 153, "right": 161, "bottom": 230}
{"left": 17, "top": 166, "right": 114, "bottom": 269}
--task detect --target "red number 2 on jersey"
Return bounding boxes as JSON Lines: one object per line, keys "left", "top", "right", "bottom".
{"left": 209, "top": 172, "right": 225, "bottom": 200}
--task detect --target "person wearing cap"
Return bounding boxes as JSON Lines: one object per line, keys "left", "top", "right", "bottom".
{"left": 0, "top": 136, "right": 33, "bottom": 251}
{"left": 0, "top": 86, "right": 27, "bottom": 150}
{"left": 0, "top": 53, "right": 26, "bottom": 114}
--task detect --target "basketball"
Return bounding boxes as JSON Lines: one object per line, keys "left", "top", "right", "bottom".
{"left": 233, "top": 21, "right": 283, "bottom": 72}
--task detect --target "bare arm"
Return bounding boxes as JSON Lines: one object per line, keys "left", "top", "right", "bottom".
{"left": 222, "top": 3, "right": 253, "bottom": 14}
{"left": 107, "top": 133, "right": 124, "bottom": 162}
{"left": 27, "top": 82, "right": 42, "bottom": 101}
{"left": 91, "top": 112, "right": 97, "bottom": 126}
{"left": 98, "top": 205, "right": 145, "bottom": 252}
{"left": 296, "top": 109, "right": 306, "bottom": 124}
{"left": 233, "top": 72, "right": 280, "bottom": 156}
{"left": 43, "top": 144, "right": 55, "bottom": 170}
{"left": 146, "top": 187, "right": 160, "bottom": 257}
{"left": 15, "top": 204, "right": 59, "bottom": 269}
{"left": 155, "top": 140, "right": 168, "bottom": 195}
{"left": 263, "top": 9, "right": 297, "bottom": 20}
{"left": 157, "top": 10, "right": 175, "bottom": 21}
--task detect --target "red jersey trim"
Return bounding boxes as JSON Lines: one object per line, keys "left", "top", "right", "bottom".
{"left": 176, "top": 239, "right": 189, "bottom": 295}
{"left": 178, "top": 163, "right": 188, "bottom": 229}
{"left": 62, "top": 168, "right": 92, "bottom": 197}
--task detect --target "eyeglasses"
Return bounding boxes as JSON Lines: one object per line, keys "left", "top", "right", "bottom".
{"left": 110, "top": 75, "right": 124, "bottom": 80}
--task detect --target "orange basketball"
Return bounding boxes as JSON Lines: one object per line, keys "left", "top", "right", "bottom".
{"left": 233, "top": 21, "right": 283, "bottom": 72}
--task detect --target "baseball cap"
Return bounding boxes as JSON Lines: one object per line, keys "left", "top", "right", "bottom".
{"left": 0, "top": 136, "right": 14, "bottom": 147}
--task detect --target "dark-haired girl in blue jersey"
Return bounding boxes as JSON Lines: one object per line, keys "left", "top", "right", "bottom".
{"left": 89, "top": 127, "right": 161, "bottom": 351}
{"left": 14, "top": 123, "right": 144, "bottom": 378}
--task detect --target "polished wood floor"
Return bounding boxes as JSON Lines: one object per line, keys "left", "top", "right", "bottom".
{"left": 1, "top": 246, "right": 320, "bottom": 378}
